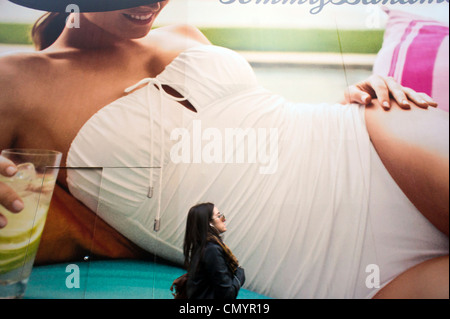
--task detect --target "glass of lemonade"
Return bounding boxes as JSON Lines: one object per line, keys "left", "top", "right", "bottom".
{"left": 0, "top": 149, "right": 62, "bottom": 299}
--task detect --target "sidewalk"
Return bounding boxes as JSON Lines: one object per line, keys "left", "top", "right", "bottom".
{"left": 0, "top": 44, "right": 376, "bottom": 69}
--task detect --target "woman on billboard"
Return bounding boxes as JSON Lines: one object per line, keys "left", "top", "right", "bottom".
{"left": 0, "top": 0, "right": 448, "bottom": 298}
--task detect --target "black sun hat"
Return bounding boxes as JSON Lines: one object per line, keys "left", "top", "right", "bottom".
{"left": 8, "top": 0, "right": 165, "bottom": 12}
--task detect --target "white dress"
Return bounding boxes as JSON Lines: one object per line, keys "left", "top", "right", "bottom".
{"left": 66, "top": 44, "right": 448, "bottom": 299}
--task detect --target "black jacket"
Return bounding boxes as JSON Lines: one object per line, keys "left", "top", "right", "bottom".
{"left": 186, "top": 241, "right": 245, "bottom": 299}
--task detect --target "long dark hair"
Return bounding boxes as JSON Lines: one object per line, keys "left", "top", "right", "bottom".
{"left": 31, "top": 12, "right": 68, "bottom": 50}
{"left": 183, "top": 202, "right": 220, "bottom": 272}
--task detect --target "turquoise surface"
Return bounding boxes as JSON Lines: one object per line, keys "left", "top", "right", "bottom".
{"left": 24, "top": 260, "right": 269, "bottom": 299}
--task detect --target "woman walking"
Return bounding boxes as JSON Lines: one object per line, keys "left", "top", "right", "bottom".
{"left": 182, "top": 203, "right": 245, "bottom": 299}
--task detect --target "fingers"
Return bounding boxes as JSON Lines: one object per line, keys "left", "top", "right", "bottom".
{"left": 0, "top": 156, "right": 23, "bottom": 228}
{"left": 0, "top": 180, "right": 24, "bottom": 211}
{"left": 345, "top": 85, "right": 373, "bottom": 105}
{"left": 383, "top": 77, "right": 414, "bottom": 109}
{"left": 420, "top": 93, "right": 438, "bottom": 107}
{"left": 0, "top": 156, "right": 18, "bottom": 177}
{"left": 368, "top": 75, "right": 393, "bottom": 110}
{"left": 348, "top": 75, "right": 439, "bottom": 111}
{"left": 0, "top": 214, "right": 6, "bottom": 228}
{"left": 403, "top": 87, "right": 438, "bottom": 108}
{"left": 0, "top": 182, "right": 24, "bottom": 228}
{"left": 382, "top": 77, "right": 439, "bottom": 110}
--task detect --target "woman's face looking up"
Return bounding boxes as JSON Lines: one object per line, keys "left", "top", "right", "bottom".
{"left": 211, "top": 206, "right": 227, "bottom": 234}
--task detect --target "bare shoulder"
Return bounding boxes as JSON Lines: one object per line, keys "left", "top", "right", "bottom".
{"left": 0, "top": 51, "right": 50, "bottom": 109}
{"left": 0, "top": 53, "right": 29, "bottom": 148}
{"left": 0, "top": 51, "right": 53, "bottom": 147}
{"left": 0, "top": 51, "right": 51, "bottom": 83}
{"left": 163, "top": 24, "right": 211, "bottom": 44}
{"left": 149, "top": 24, "right": 211, "bottom": 47}
{"left": 0, "top": 53, "right": 28, "bottom": 110}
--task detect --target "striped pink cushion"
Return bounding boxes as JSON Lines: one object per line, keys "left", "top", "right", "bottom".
{"left": 373, "top": 8, "right": 449, "bottom": 112}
